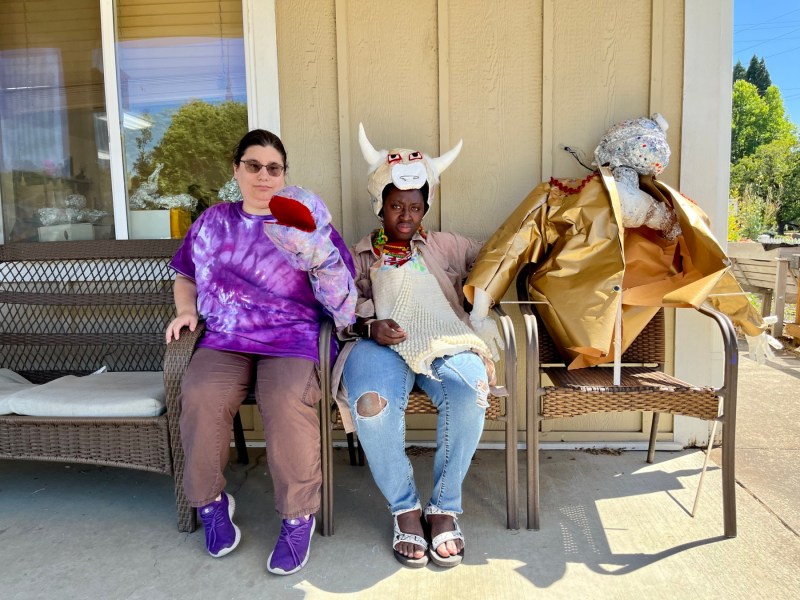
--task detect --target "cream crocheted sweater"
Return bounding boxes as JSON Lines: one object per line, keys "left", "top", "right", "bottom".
{"left": 371, "top": 253, "right": 491, "bottom": 375}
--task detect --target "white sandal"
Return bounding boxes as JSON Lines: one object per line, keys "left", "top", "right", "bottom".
{"left": 392, "top": 513, "right": 429, "bottom": 568}
{"left": 424, "top": 506, "right": 464, "bottom": 567}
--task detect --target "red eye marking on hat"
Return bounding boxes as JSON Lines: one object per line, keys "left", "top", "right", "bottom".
{"left": 388, "top": 153, "right": 402, "bottom": 164}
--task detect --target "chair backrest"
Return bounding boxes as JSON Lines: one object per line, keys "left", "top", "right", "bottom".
{"left": 514, "top": 263, "right": 665, "bottom": 366}
{"left": 0, "top": 239, "right": 180, "bottom": 382}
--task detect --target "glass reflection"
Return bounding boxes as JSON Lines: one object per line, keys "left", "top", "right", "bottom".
{"left": 116, "top": 2, "right": 248, "bottom": 239}
{"left": 0, "top": 1, "right": 113, "bottom": 242}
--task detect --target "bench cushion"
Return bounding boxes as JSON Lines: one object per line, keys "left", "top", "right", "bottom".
{"left": 6, "top": 371, "right": 166, "bottom": 418}
{"left": 0, "top": 369, "right": 36, "bottom": 415}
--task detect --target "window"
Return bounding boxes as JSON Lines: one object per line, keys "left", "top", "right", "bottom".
{"left": 0, "top": 0, "right": 249, "bottom": 243}
{"left": 0, "top": 0, "right": 113, "bottom": 242}
{"left": 115, "top": 0, "right": 248, "bottom": 239}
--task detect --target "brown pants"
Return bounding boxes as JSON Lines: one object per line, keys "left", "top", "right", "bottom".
{"left": 179, "top": 348, "right": 321, "bottom": 518}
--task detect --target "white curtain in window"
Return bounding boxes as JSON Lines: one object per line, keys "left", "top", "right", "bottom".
{"left": 0, "top": 47, "right": 69, "bottom": 174}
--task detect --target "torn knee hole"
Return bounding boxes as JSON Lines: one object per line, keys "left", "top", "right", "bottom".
{"left": 355, "top": 392, "right": 387, "bottom": 417}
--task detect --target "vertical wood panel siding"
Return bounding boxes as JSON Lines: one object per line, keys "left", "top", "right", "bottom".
{"left": 444, "top": 0, "right": 542, "bottom": 239}
{"left": 275, "top": 0, "right": 344, "bottom": 227}
{"left": 549, "top": 0, "right": 652, "bottom": 179}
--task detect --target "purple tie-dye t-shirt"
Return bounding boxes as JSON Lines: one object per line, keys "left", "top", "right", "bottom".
{"left": 169, "top": 201, "right": 354, "bottom": 362}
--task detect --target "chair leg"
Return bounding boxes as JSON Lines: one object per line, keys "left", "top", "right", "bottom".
{"left": 347, "top": 432, "right": 357, "bottom": 466}
{"left": 319, "top": 393, "right": 334, "bottom": 536}
{"left": 498, "top": 312, "right": 519, "bottom": 530}
{"left": 696, "top": 304, "right": 739, "bottom": 537}
{"left": 232, "top": 411, "right": 249, "bottom": 465}
{"left": 317, "top": 319, "right": 335, "bottom": 536}
{"left": 524, "top": 312, "right": 541, "bottom": 531}
{"left": 647, "top": 412, "right": 660, "bottom": 464}
{"left": 505, "top": 398, "right": 519, "bottom": 530}
{"left": 356, "top": 436, "right": 365, "bottom": 466}
{"left": 172, "top": 449, "right": 197, "bottom": 532}
{"left": 722, "top": 400, "right": 738, "bottom": 538}
{"left": 320, "top": 424, "right": 333, "bottom": 536}
{"left": 176, "top": 487, "right": 196, "bottom": 533}
{"left": 529, "top": 412, "right": 541, "bottom": 530}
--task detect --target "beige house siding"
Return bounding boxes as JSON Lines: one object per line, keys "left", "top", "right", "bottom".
{"left": 275, "top": 1, "right": 685, "bottom": 242}
{"left": 260, "top": 0, "right": 694, "bottom": 445}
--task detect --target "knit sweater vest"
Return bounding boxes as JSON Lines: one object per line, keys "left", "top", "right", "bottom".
{"left": 371, "top": 253, "right": 491, "bottom": 375}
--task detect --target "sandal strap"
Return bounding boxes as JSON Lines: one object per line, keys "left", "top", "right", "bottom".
{"left": 393, "top": 517, "right": 428, "bottom": 551}
{"left": 423, "top": 504, "right": 457, "bottom": 518}
{"left": 430, "top": 519, "right": 464, "bottom": 551}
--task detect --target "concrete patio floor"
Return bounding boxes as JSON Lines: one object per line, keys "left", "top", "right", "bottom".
{"left": 2, "top": 347, "right": 799, "bottom": 599}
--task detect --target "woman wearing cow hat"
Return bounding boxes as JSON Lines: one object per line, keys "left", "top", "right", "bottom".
{"left": 332, "top": 124, "right": 504, "bottom": 568}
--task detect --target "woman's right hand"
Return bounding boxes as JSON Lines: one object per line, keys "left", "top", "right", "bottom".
{"left": 165, "top": 312, "right": 199, "bottom": 344}
{"left": 370, "top": 319, "right": 407, "bottom": 346}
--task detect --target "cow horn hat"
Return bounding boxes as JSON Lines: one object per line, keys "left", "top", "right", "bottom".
{"left": 358, "top": 122, "right": 462, "bottom": 217}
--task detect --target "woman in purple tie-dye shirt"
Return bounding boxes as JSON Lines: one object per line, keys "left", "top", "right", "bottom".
{"left": 165, "top": 129, "right": 355, "bottom": 575}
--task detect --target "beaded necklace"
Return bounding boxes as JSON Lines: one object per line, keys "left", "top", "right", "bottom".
{"left": 381, "top": 241, "right": 413, "bottom": 267}
{"left": 372, "top": 226, "right": 426, "bottom": 267}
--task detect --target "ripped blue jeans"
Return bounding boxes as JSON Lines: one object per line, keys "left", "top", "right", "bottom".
{"left": 342, "top": 339, "right": 488, "bottom": 516}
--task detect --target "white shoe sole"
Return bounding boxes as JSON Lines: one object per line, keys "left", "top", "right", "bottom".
{"left": 266, "top": 516, "right": 315, "bottom": 575}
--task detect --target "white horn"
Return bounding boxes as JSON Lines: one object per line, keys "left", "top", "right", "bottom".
{"left": 429, "top": 139, "right": 463, "bottom": 177}
{"left": 358, "top": 122, "right": 382, "bottom": 167}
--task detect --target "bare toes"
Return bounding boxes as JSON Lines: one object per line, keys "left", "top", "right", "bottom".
{"left": 399, "top": 542, "right": 424, "bottom": 558}
{"left": 395, "top": 510, "right": 426, "bottom": 558}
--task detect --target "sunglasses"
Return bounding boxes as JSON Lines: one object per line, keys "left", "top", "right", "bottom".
{"left": 239, "top": 160, "right": 285, "bottom": 176}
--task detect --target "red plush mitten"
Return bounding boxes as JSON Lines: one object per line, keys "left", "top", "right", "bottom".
{"left": 269, "top": 194, "right": 316, "bottom": 232}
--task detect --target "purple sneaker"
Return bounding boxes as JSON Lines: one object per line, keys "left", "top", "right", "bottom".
{"left": 267, "top": 515, "right": 315, "bottom": 575}
{"left": 198, "top": 492, "right": 241, "bottom": 558}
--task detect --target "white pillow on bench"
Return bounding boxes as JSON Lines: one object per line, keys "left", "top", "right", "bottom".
{"left": 0, "top": 368, "right": 36, "bottom": 415}
{"left": 6, "top": 371, "right": 166, "bottom": 418}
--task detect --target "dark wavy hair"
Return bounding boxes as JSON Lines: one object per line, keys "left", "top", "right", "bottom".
{"left": 232, "top": 129, "right": 288, "bottom": 171}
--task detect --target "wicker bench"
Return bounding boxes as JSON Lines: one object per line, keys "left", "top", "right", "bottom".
{"left": 0, "top": 239, "right": 187, "bottom": 529}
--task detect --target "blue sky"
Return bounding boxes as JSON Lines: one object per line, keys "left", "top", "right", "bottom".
{"left": 734, "top": 0, "right": 800, "bottom": 125}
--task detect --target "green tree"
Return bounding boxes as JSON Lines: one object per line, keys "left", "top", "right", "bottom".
{"left": 729, "top": 56, "right": 800, "bottom": 238}
{"left": 133, "top": 100, "right": 248, "bottom": 215}
{"left": 778, "top": 150, "right": 800, "bottom": 228}
{"left": 731, "top": 184, "right": 778, "bottom": 241}
{"left": 730, "top": 80, "right": 794, "bottom": 163}
{"left": 732, "top": 60, "right": 746, "bottom": 85}
{"left": 744, "top": 54, "right": 772, "bottom": 95}
{"left": 731, "top": 137, "right": 800, "bottom": 233}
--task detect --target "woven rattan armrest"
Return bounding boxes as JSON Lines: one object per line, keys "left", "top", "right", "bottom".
{"left": 163, "top": 323, "right": 206, "bottom": 416}
{"left": 162, "top": 322, "right": 206, "bottom": 533}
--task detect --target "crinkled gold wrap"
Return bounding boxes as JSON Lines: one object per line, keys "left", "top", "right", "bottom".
{"left": 465, "top": 168, "right": 764, "bottom": 370}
